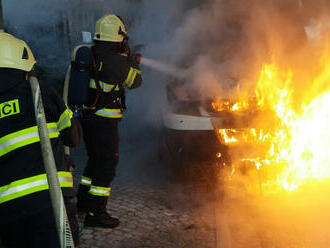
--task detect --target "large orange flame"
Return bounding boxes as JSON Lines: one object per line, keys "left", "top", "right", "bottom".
{"left": 254, "top": 63, "right": 330, "bottom": 191}
{"left": 213, "top": 35, "right": 330, "bottom": 193}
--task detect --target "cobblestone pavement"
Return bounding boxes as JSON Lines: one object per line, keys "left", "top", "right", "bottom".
{"left": 71, "top": 141, "right": 218, "bottom": 248}
{"left": 78, "top": 183, "right": 217, "bottom": 248}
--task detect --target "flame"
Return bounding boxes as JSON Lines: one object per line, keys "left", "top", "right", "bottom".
{"left": 217, "top": 128, "right": 273, "bottom": 145}
{"left": 214, "top": 37, "right": 330, "bottom": 193}
{"left": 212, "top": 99, "right": 254, "bottom": 112}
{"left": 211, "top": 89, "right": 256, "bottom": 113}
{"left": 254, "top": 63, "right": 330, "bottom": 192}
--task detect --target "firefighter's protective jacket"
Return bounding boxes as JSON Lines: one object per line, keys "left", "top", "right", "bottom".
{"left": 87, "top": 42, "right": 142, "bottom": 118}
{"left": 0, "top": 69, "right": 81, "bottom": 223}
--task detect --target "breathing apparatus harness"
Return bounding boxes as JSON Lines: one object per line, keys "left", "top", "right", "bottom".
{"left": 85, "top": 47, "right": 126, "bottom": 116}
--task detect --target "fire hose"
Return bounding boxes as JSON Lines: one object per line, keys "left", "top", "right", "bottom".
{"left": 29, "top": 76, "right": 74, "bottom": 248}
{"left": 63, "top": 65, "right": 71, "bottom": 156}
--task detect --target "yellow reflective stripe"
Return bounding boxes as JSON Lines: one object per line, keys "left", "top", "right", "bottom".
{"left": 0, "top": 123, "right": 59, "bottom": 157}
{"left": 124, "top": 68, "right": 141, "bottom": 88}
{"left": 124, "top": 67, "right": 134, "bottom": 87}
{"left": 0, "top": 171, "right": 73, "bottom": 204}
{"left": 58, "top": 171, "right": 73, "bottom": 188}
{"left": 89, "top": 79, "right": 120, "bottom": 92}
{"left": 0, "top": 180, "right": 49, "bottom": 204}
{"left": 89, "top": 185, "right": 111, "bottom": 197}
{"left": 80, "top": 176, "right": 92, "bottom": 186}
{"left": 57, "top": 107, "right": 72, "bottom": 132}
{"left": 95, "top": 108, "right": 122, "bottom": 118}
{"left": 127, "top": 69, "right": 142, "bottom": 88}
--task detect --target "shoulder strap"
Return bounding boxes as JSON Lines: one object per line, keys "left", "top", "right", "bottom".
{"left": 92, "top": 55, "right": 102, "bottom": 93}
{"left": 88, "top": 52, "right": 103, "bottom": 110}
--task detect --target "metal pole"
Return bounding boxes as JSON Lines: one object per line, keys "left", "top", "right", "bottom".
{"left": 29, "top": 76, "right": 74, "bottom": 248}
{"left": 0, "top": 0, "right": 5, "bottom": 32}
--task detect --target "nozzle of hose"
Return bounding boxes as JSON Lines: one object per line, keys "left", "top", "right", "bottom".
{"left": 133, "top": 53, "right": 142, "bottom": 64}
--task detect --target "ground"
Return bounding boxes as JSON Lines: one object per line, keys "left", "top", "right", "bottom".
{"left": 71, "top": 126, "right": 219, "bottom": 248}
{"left": 77, "top": 183, "right": 217, "bottom": 248}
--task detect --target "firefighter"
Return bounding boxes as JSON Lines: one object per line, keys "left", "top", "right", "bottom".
{"left": 77, "top": 14, "right": 142, "bottom": 228}
{"left": 0, "top": 33, "right": 82, "bottom": 247}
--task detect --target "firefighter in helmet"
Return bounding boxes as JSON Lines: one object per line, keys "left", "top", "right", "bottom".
{"left": 0, "top": 33, "right": 82, "bottom": 247}
{"left": 77, "top": 14, "right": 142, "bottom": 228}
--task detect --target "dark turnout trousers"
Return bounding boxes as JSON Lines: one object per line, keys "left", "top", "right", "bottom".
{"left": 77, "top": 116, "right": 119, "bottom": 213}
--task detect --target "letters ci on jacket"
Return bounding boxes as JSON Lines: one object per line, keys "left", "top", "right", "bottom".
{"left": 0, "top": 68, "right": 81, "bottom": 224}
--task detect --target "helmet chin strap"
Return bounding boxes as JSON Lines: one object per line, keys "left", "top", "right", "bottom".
{"left": 121, "top": 37, "right": 130, "bottom": 55}
{"left": 118, "top": 28, "right": 130, "bottom": 55}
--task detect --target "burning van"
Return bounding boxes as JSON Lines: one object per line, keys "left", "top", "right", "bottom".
{"left": 161, "top": 52, "right": 330, "bottom": 194}
{"left": 160, "top": 81, "right": 272, "bottom": 168}
{"left": 160, "top": 81, "right": 224, "bottom": 165}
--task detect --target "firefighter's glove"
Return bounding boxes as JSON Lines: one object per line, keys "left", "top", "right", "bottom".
{"left": 132, "top": 53, "right": 142, "bottom": 64}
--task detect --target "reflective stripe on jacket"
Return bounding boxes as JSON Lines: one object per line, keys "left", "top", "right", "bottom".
{"left": 0, "top": 123, "right": 59, "bottom": 157}
{"left": 0, "top": 171, "right": 73, "bottom": 204}
{"left": 89, "top": 79, "right": 120, "bottom": 92}
{"left": 94, "top": 108, "right": 122, "bottom": 118}
{"left": 86, "top": 44, "right": 143, "bottom": 119}
{"left": 88, "top": 67, "right": 140, "bottom": 119}
{"left": 123, "top": 67, "right": 142, "bottom": 88}
{"left": 57, "top": 107, "right": 73, "bottom": 132}
{"left": 0, "top": 108, "right": 72, "bottom": 157}
{"left": 89, "top": 78, "right": 123, "bottom": 119}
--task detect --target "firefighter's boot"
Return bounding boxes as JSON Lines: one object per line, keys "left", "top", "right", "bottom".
{"left": 84, "top": 211, "right": 120, "bottom": 229}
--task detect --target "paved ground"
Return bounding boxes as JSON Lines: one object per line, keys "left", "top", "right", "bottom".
{"left": 77, "top": 183, "right": 217, "bottom": 248}
{"left": 71, "top": 127, "right": 219, "bottom": 248}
